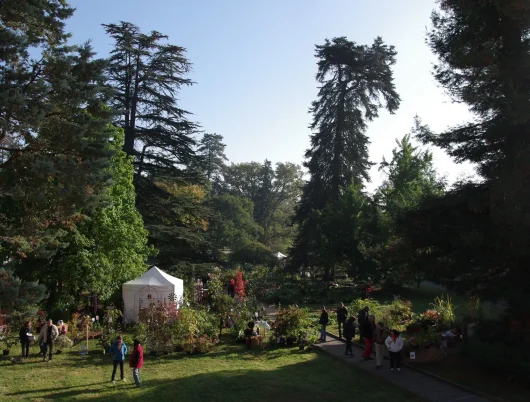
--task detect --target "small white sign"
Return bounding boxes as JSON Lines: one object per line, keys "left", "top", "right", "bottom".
{"left": 409, "top": 351, "right": 416, "bottom": 360}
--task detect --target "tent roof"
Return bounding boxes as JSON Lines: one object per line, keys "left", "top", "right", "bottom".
{"left": 274, "top": 252, "right": 287, "bottom": 259}
{"left": 123, "top": 266, "right": 182, "bottom": 287}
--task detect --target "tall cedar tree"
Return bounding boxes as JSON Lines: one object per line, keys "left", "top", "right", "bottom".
{"left": 103, "top": 22, "right": 198, "bottom": 179}
{"left": 290, "top": 37, "right": 400, "bottom": 277}
{"left": 104, "top": 22, "right": 207, "bottom": 267}
{"left": 411, "top": 1, "right": 530, "bottom": 312}
{"left": 0, "top": 0, "right": 115, "bottom": 259}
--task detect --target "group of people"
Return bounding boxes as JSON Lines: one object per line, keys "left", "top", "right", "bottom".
{"left": 108, "top": 336, "right": 144, "bottom": 387}
{"left": 18, "top": 318, "right": 145, "bottom": 386}
{"left": 319, "top": 304, "right": 404, "bottom": 371}
{"left": 19, "top": 319, "right": 59, "bottom": 362}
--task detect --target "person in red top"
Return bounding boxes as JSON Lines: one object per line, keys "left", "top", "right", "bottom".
{"left": 129, "top": 339, "right": 144, "bottom": 387}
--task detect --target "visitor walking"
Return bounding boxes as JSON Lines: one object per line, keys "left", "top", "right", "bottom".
{"left": 38, "top": 319, "right": 58, "bottom": 362}
{"left": 358, "top": 306, "right": 369, "bottom": 342}
{"left": 129, "top": 339, "right": 144, "bottom": 387}
{"left": 362, "top": 315, "right": 376, "bottom": 360}
{"left": 19, "top": 321, "right": 33, "bottom": 359}
{"left": 373, "top": 322, "right": 388, "bottom": 369}
{"left": 343, "top": 315, "right": 356, "bottom": 356}
{"left": 110, "top": 335, "right": 128, "bottom": 384}
{"left": 228, "top": 279, "right": 235, "bottom": 298}
{"left": 336, "top": 302, "right": 348, "bottom": 339}
{"left": 319, "top": 306, "right": 329, "bottom": 342}
{"left": 385, "top": 329, "right": 404, "bottom": 371}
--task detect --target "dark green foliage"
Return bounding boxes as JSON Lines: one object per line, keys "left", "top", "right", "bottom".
{"left": 194, "top": 133, "right": 228, "bottom": 184}
{"left": 208, "top": 194, "right": 262, "bottom": 255}
{"left": 0, "top": 268, "right": 46, "bottom": 314}
{"left": 291, "top": 36, "right": 400, "bottom": 277}
{"left": 230, "top": 241, "right": 275, "bottom": 266}
{"left": 0, "top": 2, "right": 115, "bottom": 258}
{"left": 12, "top": 127, "right": 153, "bottom": 310}
{"left": 407, "top": 1, "right": 530, "bottom": 314}
{"left": 375, "top": 130, "right": 445, "bottom": 286}
{"left": 221, "top": 161, "right": 303, "bottom": 252}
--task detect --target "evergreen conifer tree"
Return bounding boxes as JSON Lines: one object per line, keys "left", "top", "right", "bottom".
{"left": 290, "top": 36, "right": 401, "bottom": 277}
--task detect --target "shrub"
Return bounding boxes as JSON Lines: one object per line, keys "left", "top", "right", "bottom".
{"left": 349, "top": 298, "right": 412, "bottom": 331}
{"left": 55, "top": 335, "right": 73, "bottom": 350}
{"left": 431, "top": 294, "right": 456, "bottom": 329}
{"left": 275, "top": 306, "right": 315, "bottom": 341}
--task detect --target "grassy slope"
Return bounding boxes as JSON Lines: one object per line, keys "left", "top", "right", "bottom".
{"left": 0, "top": 341, "right": 423, "bottom": 402}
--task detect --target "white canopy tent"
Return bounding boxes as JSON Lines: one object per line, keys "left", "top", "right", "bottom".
{"left": 273, "top": 252, "right": 287, "bottom": 259}
{"left": 122, "top": 266, "right": 184, "bottom": 323}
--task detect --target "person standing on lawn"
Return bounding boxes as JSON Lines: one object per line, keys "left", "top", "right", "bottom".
{"left": 336, "top": 302, "right": 348, "bottom": 339}
{"left": 319, "top": 306, "right": 329, "bottom": 342}
{"left": 362, "top": 315, "right": 376, "bottom": 360}
{"left": 129, "top": 339, "right": 144, "bottom": 387}
{"left": 373, "top": 322, "right": 388, "bottom": 369}
{"left": 19, "top": 321, "right": 33, "bottom": 359}
{"left": 343, "top": 315, "right": 356, "bottom": 356}
{"left": 385, "top": 329, "right": 404, "bottom": 371}
{"left": 38, "top": 319, "right": 58, "bottom": 362}
{"left": 357, "top": 306, "right": 369, "bottom": 342}
{"left": 110, "top": 335, "right": 128, "bottom": 384}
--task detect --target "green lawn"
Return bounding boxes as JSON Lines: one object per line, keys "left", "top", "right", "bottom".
{"left": 0, "top": 340, "right": 424, "bottom": 402}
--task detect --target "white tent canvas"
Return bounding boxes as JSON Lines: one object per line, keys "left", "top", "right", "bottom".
{"left": 122, "top": 266, "right": 184, "bottom": 323}
{"left": 273, "top": 252, "right": 287, "bottom": 259}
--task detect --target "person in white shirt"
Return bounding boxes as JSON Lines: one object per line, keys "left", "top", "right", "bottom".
{"left": 385, "top": 329, "right": 404, "bottom": 371}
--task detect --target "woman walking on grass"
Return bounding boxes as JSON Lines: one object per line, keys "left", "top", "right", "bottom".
{"left": 385, "top": 329, "right": 403, "bottom": 371}
{"left": 19, "top": 321, "right": 33, "bottom": 359}
{"left": 129, "top": 339, "right": 144, "bottom": 387}
{"left": 110, "top": 336, "right": 128, "bottom": 385}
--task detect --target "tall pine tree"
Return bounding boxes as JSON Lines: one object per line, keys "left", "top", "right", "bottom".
{"left": 412, "top": 1, "right": 530, "bottom": 312}
{"left": 290, "top": 36, "right": 400, "bottom": 277}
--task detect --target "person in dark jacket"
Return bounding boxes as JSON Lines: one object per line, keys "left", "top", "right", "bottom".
{"left": 19, "top": 321, "right": 33, "bottom": 359}
{"left": 336, "top": 302, "right": 348, "bottom": 339}
{"left": 362, "top": 315, "right": 376, "bottom": 360}
{"left": 129, "top": 339, "right": 144, "bottom": 387}
{"left": 358, "top": 306, "right": 369, "bottom": 342}
{"left": 227, "top": 279, "right": 235, "bottom": 298}
{"left": 319, "top": 306, "right": 329, "bottom": 342}
{"left": 343, "top": 315, "right": 356, "bottom": 356}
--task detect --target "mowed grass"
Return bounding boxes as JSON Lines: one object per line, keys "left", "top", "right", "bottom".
{"left": 0, "top": 340, "right": 423, "bottom": 402}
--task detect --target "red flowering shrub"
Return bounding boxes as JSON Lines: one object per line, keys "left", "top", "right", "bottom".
{"left": 233, "top": 269, "right": 247, "bottom": 301}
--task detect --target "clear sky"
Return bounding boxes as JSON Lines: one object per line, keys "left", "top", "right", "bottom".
{"left": 67, "top": 0, "right": 475, "bottom": 192}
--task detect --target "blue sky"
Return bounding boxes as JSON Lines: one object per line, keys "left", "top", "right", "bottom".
{"left": 67, "top": 0, "right": 474, "bottom": 192}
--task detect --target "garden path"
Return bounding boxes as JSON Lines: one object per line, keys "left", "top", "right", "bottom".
{"left": 314, "top": 337, "right": 492, "bottom": 402}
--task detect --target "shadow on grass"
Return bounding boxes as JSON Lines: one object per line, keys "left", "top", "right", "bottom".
{"left": 4, "top": 351, "right": 422, "bottom": 402}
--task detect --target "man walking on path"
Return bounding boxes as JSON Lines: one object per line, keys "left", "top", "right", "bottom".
{"left": 362, "top": 315, "right": 376, "bottom": 360}
{"left": 358, "top": 306, "right": 369, "bottom": 342}
{"left": 373, "top": 322, "right": 388, "bottom": 369}
{"left": 336, "top": 302, "right": 348, "bottom": 339}
{"left": 319, "top": 306, "right": 329, "bottom": 342}
{"left": 343, "top": 315, "right": 356, "bottom": 356}
{"left": 38, "top": 319, "right": 58, "bottom": 362}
